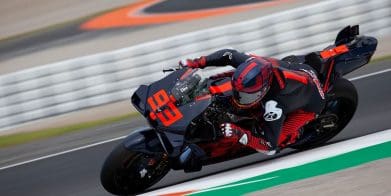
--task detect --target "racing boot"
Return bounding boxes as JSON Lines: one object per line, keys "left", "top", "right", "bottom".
{"left": 220, "top": 123, "right": 276, "bottom": 155}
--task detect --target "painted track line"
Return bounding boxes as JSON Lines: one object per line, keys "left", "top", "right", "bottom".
{"left": 349, "top": 68, "right": 391, "bottom": 81}
{"left": 0, "top": 135, "right": 127, "bottom": 171}
{"left": 0, "top": 68, "right": 390, "bottom": 171}
{"left": 141, "top": 129, "right": 391, "bottom": 196}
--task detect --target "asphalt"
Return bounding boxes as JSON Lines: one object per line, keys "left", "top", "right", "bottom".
{"left": 0, "top": 60, "right": 390, "bottom": 196}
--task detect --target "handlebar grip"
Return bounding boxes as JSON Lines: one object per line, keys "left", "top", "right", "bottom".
{"left": 163, "top": 67, "right": 180, "bottom": 73}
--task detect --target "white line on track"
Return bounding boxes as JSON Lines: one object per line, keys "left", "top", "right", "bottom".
{"left": 0, "top": 135, "right": 127, "bottom": 171}
{"left": 0, "top": 68, "right": 390, "bottom": 171}
{"left": 349, "top": 68, "right": 391, "bottom": 81}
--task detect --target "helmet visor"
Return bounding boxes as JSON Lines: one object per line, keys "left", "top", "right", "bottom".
{"left": 233, "top": 86, "right": 269, "bottom": 106}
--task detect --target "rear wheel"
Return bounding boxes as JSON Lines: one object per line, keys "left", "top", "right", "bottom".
{"left": 291, "top": 78, "right": 357, "bottom": 150}
{"left": 100, "top": 143, "right": 170, "bottom": 195}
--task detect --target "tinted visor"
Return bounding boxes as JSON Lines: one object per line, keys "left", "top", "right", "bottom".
{"left": 233, "top": 86, "right": 269, "bottom": 106}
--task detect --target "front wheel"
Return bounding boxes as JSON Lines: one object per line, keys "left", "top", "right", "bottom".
{"left": 291, "top": 78, "right": 358, "bottom": 150}
{"left": 100, "top": 143, "right": 170, "bottom": 195}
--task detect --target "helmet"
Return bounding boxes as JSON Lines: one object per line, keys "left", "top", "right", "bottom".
{"left": 231, "top": 58, "right": 273, "bottom": 109}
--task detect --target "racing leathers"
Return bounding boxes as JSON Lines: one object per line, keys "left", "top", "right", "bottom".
{"left": 183, "top": 49, "right": 326, "bottom": 154}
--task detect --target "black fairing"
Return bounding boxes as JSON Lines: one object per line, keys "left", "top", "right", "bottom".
{"left": 334, "top": 36, "right": 377, "bottom": 76}
{"left": 335, "top": 25, "right": 359, "bottom": 46}
{"left": 131, "top": 68, "right": 212, "bottom": 156}
{"left": 131, "top": 69, "right": 187, "bottom": 116}
{"left": 123, "top": 127, "right": 165, "bottom": 154}
{"left": 159, "top": 99, "right": 211, "bottom": 156}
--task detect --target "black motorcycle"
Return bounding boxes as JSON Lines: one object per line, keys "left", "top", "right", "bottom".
{"left": 100, "top": 25, "right": 377, "bottom": 195}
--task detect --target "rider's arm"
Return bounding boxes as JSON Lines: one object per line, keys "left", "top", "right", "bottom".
{"left": 261, "top": 100, "right": 287, "bottom": 149}
{"left": 205, "top": 49, "right": 251, "bottom": 68}
{"left": 180, "top": 49, "right": 251, "bottom": 68}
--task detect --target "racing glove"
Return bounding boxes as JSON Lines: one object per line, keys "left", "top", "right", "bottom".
{"left": 179, "top": 56, "right": 207, "bottom": 68}
{"left": 220, "top": 123, "right": 276, "bottom": 155}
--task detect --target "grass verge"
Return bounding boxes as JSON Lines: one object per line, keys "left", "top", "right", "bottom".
{"left": 0, "top": 112, "right": 139, "bottom": 148}
{"left": 370, "top": 54, "right": 391, "bottom": 64}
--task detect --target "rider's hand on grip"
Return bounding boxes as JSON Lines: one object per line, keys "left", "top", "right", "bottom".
{"left": 179, "top": 56, "right": 207, "bottom": 69}
{"left": 220, "top": 123, "right": 246, "bottom": 140}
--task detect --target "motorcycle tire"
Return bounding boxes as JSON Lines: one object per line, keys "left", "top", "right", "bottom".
{"left": 291, "top": 78, "right": 358, "bottom": 150}
{"left": 100, "top": 143, "right": 170, "bottom": 195}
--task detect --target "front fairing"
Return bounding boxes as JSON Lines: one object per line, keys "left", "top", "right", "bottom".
{"left": 131, "top": 68, "right": 212, "bottom": 154}
{"left": 131, "top": 69, "right": 187, "bottom": 117}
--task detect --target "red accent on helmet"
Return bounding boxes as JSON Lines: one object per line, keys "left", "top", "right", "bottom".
{"left": 233, "top": 62, "right": 256, "bottom": 92}
{"left": 231, "top": 58, "right": 273, "bottom": 109}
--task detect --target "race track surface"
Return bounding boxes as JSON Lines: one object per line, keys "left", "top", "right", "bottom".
{"left": 0, "top": 60, "right": 390, "bottom": 196}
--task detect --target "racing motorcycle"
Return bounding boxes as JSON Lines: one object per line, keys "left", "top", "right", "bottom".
{"left": 100, "top": 25, "right": 377, "bottom": 195}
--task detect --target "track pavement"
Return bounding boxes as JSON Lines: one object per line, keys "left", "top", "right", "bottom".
{"left": 0, "top": 60, "right": 390, "bottom": 196}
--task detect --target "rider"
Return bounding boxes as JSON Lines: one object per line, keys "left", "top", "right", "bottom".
{"left": 180, "top": 49, "right": 326, "bottom": 155}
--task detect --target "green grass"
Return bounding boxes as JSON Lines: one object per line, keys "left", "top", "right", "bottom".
{"left": 370, "top": 54, "right": 391, "bottom": 64}
{"left": 0, "top": 112, "right": 140, "bottom": 148}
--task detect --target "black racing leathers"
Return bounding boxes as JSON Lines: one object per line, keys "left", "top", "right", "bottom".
{"left": 202, "top": 49, "right": 326, "bottom": 148}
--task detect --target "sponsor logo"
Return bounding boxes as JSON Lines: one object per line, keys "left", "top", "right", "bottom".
{"left": 300, "top": 69, "right": 325, "bottom": 99}
{"left": 263, "top": 100, "right": 282, "bottom": 121}
{"left": 223, "top": 51, "right": 233, "bottom": 60}
{"left": 223, "top": 124, "right": 233, "bottom": 137}
{"left": 139, "top": 168, "right": 147, "bottom": 178}
{"left": 239, "top": 134, "right": 248, "bottom": 145}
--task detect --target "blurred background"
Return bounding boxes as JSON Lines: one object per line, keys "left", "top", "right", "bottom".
{"left": 0, "top": 0, "right": 389, "bottom": 134}
{"left": 0, "top": 0, "right": 390, "bottom": 195}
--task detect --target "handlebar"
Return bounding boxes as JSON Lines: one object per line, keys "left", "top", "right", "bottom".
{"left": 163, "top": 66, "right": 182, "bottom": 73}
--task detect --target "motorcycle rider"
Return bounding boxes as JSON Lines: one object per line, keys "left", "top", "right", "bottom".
{"left": 179, "top": 49, "right": 326, "bottom": 156}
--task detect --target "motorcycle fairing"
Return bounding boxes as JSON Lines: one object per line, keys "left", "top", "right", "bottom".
{"left": 123, "top": 127, "right": 165, "bottom": 154}
{"left": 132, "top": 68, "right": 213, "bottom": 155}
{"left": 146, "top": 98, "right": 212, "bottom": 157}
{"left": 335, "top": 25, "right": 359, "bottom": 46}
{"left": 131, "top": 69, "right": 187, "bottom": 116}
{"left": 334, "top": 36, "right": 377, "bottom": 76}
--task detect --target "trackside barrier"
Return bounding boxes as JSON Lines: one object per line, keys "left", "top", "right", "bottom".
{"left": 0, "top": 0, "right": 390, "bottom": 131}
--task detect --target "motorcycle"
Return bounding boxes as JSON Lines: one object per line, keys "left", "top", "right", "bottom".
{"left": 100, "top": 25, "right": 377, "bottom": 195}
